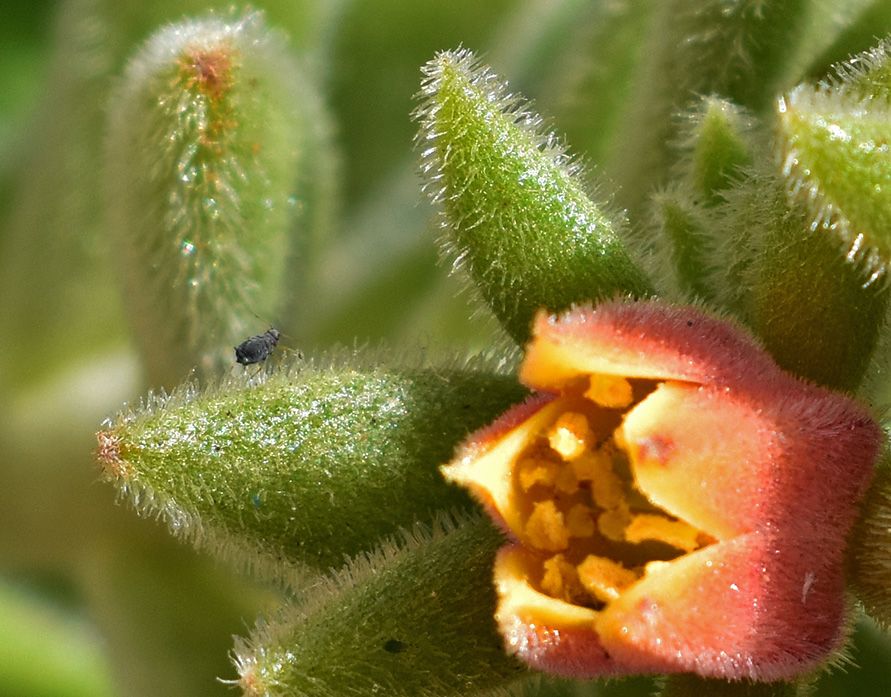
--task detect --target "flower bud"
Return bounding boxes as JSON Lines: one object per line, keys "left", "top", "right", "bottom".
{"left": 233, "top": 513, "right": 524, "bottom": 697}
{"left": 97, "top": 356, "right": 526, "bottom": 580}
{"left": 443, "top": 300, "right": 880, "bottom": 681}
{"left": 415, "top": 49, "right": 651, "bottom": 344}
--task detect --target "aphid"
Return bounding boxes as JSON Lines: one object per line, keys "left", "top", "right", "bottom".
{"left": 234, "top": 328, "right": 281, "bottom": 366}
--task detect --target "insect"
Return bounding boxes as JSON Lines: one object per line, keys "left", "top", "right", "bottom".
{"left": 234, "top": 328, "right": 281, "bottom": 366}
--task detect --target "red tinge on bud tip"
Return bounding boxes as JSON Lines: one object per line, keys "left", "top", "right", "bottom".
{"left": 442, "top": 300, "right": 880, "bottom": 681}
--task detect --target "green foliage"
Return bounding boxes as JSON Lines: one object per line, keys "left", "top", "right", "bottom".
{"left": 777, "top": 39, "right": 891, "bottom": 277}
{"left": 849, "top": 462, "right": 891, "bottom": 628}
{"left": 647, "top": 97, "right": 757, "bottom": 302}
{"left": 606, "top": 0, "right": 829, "bottom": 216}
{"left": 99, "top": 355, "right": 526, "bottom": 577}
{"left": 716, "top": 172, "right": 889, "bottom": 391}
{"left": 105, "top": 12, "right": 321, "bottom": 387}
{"left": 416, "top": 49, "right": 652, "bottom": 344}
{"left": 678, "top": 97, "right": 756, "bottom": 207}
{"left": 649, "top": 188, "right": 716, "bottom": 301}
{"left": 233, "top": 513, "right": 523, "bottom": 696}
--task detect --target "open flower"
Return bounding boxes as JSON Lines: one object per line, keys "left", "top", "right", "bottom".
{"left": 442, "top": 300, "right": 880, "bottom": 681}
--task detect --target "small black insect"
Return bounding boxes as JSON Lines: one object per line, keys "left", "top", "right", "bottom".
{"left": 234, "top": 328, "right": 281, "bottom": 366}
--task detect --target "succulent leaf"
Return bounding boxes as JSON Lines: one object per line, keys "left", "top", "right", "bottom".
{"left": 609, "top": 0, "right": 820, "bottom": 216}
{"left": 415, "top": 49, "right": 652, "bottom": 345}
{"left": 677, "top": 97, "right": 757, "bottom": 207}
{"left": 97, "top": 354, "right": 526, "bottom": 579}
{"left": 777, "top": 39, "right": 891, "bottom": 278}
{"left": 649, "top": 187, "right": 716, "bottom": 302}
{"left": 716, "top": 172, "right": 888, "bottom": 391}
{"left": 849, "top": 461, "right": 891, "bottom": 628}
{"left": 233, "top": 512, "right": 524, "bottom": 697}
{"left": 104, "top": 13, "right": 315, "bottom": 387}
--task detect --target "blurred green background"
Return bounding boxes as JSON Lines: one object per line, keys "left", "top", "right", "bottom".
{"left": 2, "top": 1, "right": 891, "bottom": 695}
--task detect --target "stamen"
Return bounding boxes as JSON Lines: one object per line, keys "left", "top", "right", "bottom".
{"left": 625, "top": 513, "right": 701, "bottom": 552}
{"left": 554, "top": 466, "right": 580, "bottom": 494}
{"left": 510, "top": 392, "right": 710, "bottom": 612}
{"left": 571, "top": 449, "right": 611, "bottom": 481}
{"left": 597, "top": 504, "right": 631, "bottom": 542}
{"left": 548, "top": 412, "right": 591, "bottom": 460}
{"left": 541, "top": 553, "right": 583, "bottom": 602}
{"left": 588, "top": 461, "right": 625, "bottom": 510}
{"left": 585, "top": 375, "right": 633, "bottom": 409}
{"left": 577, "top": 555, "right": 639, "bottom": 603}
{"left": 518, "top": 457, "right": 559, "bottom": 491}
{"left": 566, "top": 503, "right": 595, "bottom": 537}
{"left": 526, "top": 500, "right": 570, "bottom": 551}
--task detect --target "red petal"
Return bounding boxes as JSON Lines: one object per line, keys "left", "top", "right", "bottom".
{"left": 445, "top": 299, "right": 882, "bottom": 680}
{"left": 493, "top": 545, "right": 619, "bottom": 677}
{"left": 521, "top": 301, "right": 778, "bottom": 391}
{"left": 596, "top": 532, "right": 845, "bottom": 681}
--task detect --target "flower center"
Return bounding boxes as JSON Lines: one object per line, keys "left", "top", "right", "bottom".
{"left": 512, "top": 375, "right": 713, "bottom": 609}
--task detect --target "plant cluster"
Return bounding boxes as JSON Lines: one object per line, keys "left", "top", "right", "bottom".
{"left": 4, "top": 2, "right": 891, "bottom": 696}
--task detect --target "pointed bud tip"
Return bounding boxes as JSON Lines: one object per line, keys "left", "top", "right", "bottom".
{"left": 236, "top": 665, "right": 265, "bottom": 697}
{"left": 178, "top": 43, "right": 236, "bottom": 101}
{"left": 95, "top": 430, "right": 132, "bottom": 480}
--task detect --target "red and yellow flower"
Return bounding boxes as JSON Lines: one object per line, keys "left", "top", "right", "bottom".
{"left": 442, "top": 300, "right": 880, "bottom": 681}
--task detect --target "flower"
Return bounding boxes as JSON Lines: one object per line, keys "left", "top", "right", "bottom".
{"left": 441, "top": 300, "right": 881, "bottom": 681}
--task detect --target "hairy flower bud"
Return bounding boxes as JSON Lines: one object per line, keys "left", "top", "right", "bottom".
{"left": 443, "top": 300, "right": 880, "bottom": 681}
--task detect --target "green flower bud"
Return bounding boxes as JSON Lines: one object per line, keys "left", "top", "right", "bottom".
{"left": 717, "top": 172, "right": 888, "bottom": 391}
{"left": 233, "top": 512, "right": 524, "bottom": 697}
{"left": 415, "top": 49, "right": 652, "bottom": 345}
{"left": 96, "top": 355, "right": 526, "bottom": 579}
{"left": 677, "top": 97, "right": 755, "bottom": 207}
{"left": 777, "top": 38, "right": 891, "bottom": 280}
{"left": 104, "top": 12, "right": 316, "bottom": 387}
{"left": 649, "top": 186, "right": 716, "bottom": 302}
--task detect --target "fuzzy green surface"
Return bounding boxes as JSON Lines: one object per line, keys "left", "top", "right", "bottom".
{"left": 683, "top": 97, "right": 755, "bottom": 206}
{"left": 104, "top": 13, "right": 305, "bottom": 387}
{"left": 102, "top": 359, "right": 526, "bottom": 575}
{"left": 649, "top": 98, "right": 757, "bottom": 302}
{"left": 234, "top": 512, "right": 524, "bottom": 697}
{"left": 608, "top": 0, "right": 814, "bottom": 217}
{"left": 0, "top": 1, "right": 337, "bottom": 392}
{"left": 733, "top": 177, "right": 888, "bottom": 391}
{"left": 657, "top": 675, "right": 802, "bottom": 697}
{"left": 417, "top": 50, "right": 652, "bottom": 345}
{"left": 830, "top": 35, "right": 891, "bottom": 99}
{"left": 849, "top": 463, "right": 891, "bottom": 627}
{"left": 778, "top": 82, "right": 891, "bottom": 275}
{"left": 651, "top": 189, "right": 715, "bottom": 301}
